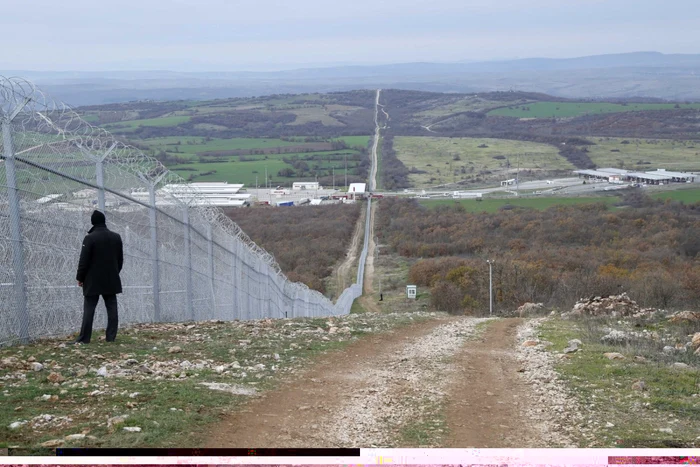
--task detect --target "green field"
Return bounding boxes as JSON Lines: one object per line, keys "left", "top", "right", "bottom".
{"left": 171, "top": 159, "right": 291, "bottom": 187}
{"left": 414, "top": 97, "right": 519, "bottom": 122}
{"left": 140, "top": 136, "right": 369, "bottom": 155}
{"left": 488, "top": 102, "right": 700, "bottom": 118}
{"left": 586, "top": 137, "right": 700, "bottom": 171}
{"left": 419, "top": 195, "right": 616, "bottom": 213}
{"left": 141, "top": 137, "right": 310, "bottom": 154}
{"left": 650, "top": 188, "right": 700, "bottom": 203}
{"left": 167, "top": 148, "right": 366, "bottom": 187}
{"left": 104, "top": 116, "right": 191, "bottom": 131}
{"left": 394, "top": 136, "right": 572, "bottom": 188}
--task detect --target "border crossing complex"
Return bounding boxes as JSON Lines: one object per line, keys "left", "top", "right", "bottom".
{"left": 573, "top": 168, "right": 695, "bottom": 185}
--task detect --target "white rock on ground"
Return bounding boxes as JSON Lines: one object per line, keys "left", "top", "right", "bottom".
{"left": 199, "top": 382, "right": 258, "bottom": 396}
{"left": 515, "top": 317, "right": 584, "bottom": 448}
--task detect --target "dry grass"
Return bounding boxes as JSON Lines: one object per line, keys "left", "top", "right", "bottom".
{"left": 394, "top": 136, "right": 573, "bottom": 188}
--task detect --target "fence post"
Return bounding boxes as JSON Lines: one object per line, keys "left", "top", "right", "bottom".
{"left": 2, "top": 119, "right": 30, "bottom": 344}
{"left": 182, "top": 205, "right": 194, "bottom": 321}
{"left": 231, "top": 237, "right": 238, "bottom": 320}
{"left": 206, "top": 223, "right": 215, "bottom": 315}
{"left": 148, "top": 182, "right": 160, "bottom": 322}
{"left": 245, "top": 250, "right": 252, "bottom": 321}
{"left": 83, "top": 143, "right": 115, "bottom": 213}
{"left": 264, "top": 263, "right": 271, "bottom": 318}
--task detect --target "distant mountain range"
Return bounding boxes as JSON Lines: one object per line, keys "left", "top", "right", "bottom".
{"left": 3, "top": 52, "right": 700, "bottom": 106}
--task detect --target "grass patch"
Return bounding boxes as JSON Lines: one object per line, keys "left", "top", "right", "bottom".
{"left": 649, "top": 188, "right": 700, "bottom": 204}
{"left": 415, "top": 97, "right": 520, "bottom": 122}
{"left": 394, "top": 136, "right": 572, "bottom": 189}
{"left": 104, "top": 116, "right": 191, "bottom": 131}
{"left": 537, "top": 316, "right": 700, "bottom": 448}
{"left": 488, "top": 102, "right": 700, "bottom": 119}
{"left": 141, "top": 137, "right": 312, "bottom": 154}
{"left": 373, "top": 254, "right": 431, "bottom": 315}
{"left": 586, "top": 137, "right": 700, "bottom": 172}
{"left": 167, "top": 150, "right": 363, "bottom": 186}
{"left": 0, "top": 312, "right": 437, "bottom": 451}
{"left": 396, "top": 398, "right": 446, "bottom": 447}
{"left": 350, "top": 300, "right": 368, "bottom": 314}
{"left": 472, "top": 318, "right": 498, "bottom": 337}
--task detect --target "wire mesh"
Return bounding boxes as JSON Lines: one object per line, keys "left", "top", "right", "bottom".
{"left": 0, "top": 76, "right": 364, "bottom": 346}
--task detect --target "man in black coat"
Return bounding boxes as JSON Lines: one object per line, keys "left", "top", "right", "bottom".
{"left": 74, "top": 210, "right": 124, "bottom": 344}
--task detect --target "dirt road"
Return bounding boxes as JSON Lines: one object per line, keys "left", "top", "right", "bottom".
{"left": 333, "top": 204, "right": 365, "bottom": 297}
{"left": 205, "top": 317, "right": 549, "bottom": 448}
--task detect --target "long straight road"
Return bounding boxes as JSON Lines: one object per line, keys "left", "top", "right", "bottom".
{"left": 369, "top": 89, "right": 381, "bottom": 192}
{"left": 203, "top": 89, "right": 565, "bottom": 448}
{"left": 363, "top": 90, "right": 381, "bottom": 296}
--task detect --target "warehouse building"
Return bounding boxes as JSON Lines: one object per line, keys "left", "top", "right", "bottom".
{"left": 644, "top": 169, "right": 695, "bottom": 183}
{"left": 623, "top": 172, "right": 673, "bottom": 185}
{"left": 292, "top": 181, "right": 320, "bottom": 190}
{"left": 574, "top": 168, "right": 695, "bottom": 185}
{"left": 573, "top": 169, "right": 621, "bottom": 182}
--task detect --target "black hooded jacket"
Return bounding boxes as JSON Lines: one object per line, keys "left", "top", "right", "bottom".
{"left": 76, "top": 222, "right": 124, "bottom": 296}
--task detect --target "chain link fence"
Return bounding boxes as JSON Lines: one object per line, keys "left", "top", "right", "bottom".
{"left": 0, "top": 76, "right": 367, "bottom": 346}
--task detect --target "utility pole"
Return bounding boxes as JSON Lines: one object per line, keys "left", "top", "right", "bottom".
{"left": 486, "top": 259, "right": 493, "bottom": 316}
{"left": 333, "top": 167, "right": 335, "bottom": 191}
{"left": 345, "top": 154, "right": 348, "bottom": 191}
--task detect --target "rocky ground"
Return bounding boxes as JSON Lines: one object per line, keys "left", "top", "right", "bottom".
{"left": 3, "top": 292, "right": 699, "bottom": 451}
{"left": 1, "top": 312, "right": 438, "bottom": 450}
{"left": 515, "top": 317, "right": 583, "bottom": 447}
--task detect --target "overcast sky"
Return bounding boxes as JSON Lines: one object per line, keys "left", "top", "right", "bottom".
{"left": 2, "top": 0, "right": 698, "bottom": 71}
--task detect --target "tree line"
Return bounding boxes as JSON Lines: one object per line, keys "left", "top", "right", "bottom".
{"left": 224, "top": 204, "right": 361, "bottom": 295}
{"left": 376, "top": 195, "right": 700, "bottom": 314}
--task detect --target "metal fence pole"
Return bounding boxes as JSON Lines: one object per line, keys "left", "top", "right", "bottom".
{"left": 2, "top": 119, "right": 30, "bottom": 344}
{"left": 182, "top": 205, "right": 194, "bottom": 321}
{"left": 245, "top": 252, "right": 252, "bottom": 321}
{"left": 148, "top": 182, "right": 161, "bottom": 322}
{"left": 230, "top": 237, "right": 238, "bottom": 319}
{"left": 206, "top": 223, "right": 215, "bottom": 313}
{"left": 264, "top": 264, "right": 271, "bottom": 317}
{"left": 83, "top": 144, "right": 115, "bottom": 213}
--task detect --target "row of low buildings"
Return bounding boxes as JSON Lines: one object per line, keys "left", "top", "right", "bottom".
{"left": 573, "top": 168, "right": 696, "bottom": 185}
{"left": 39, "top": 181, "right": 362, "bottom": 210}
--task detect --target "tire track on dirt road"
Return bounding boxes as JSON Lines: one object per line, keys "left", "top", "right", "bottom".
{"left": 333, "top": 204, "right": 365, "bottom": 298}
{"left": 445, "top": 318, "right": 551, "bottom": 447}
{"left": 205, "top": 315, "right": 488, "bottom": 447}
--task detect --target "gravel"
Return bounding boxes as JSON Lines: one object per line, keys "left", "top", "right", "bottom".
{"left": 320, "top": 317, "right": 491, "bottom": 447}
{"left": 515, "top": 317, "right": 585, "bottom": 448}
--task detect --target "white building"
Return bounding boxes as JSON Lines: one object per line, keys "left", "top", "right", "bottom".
{"left": 292, "top": 182, "right": 320, "bottom": 190}
{"left": 130, "top": 183, "right": 250, "bottom": 207}
{"left": 348, "top": 183, "right": 367, "bottom": 199}
{"left": 161, "top": 182, "right": 244, "bottom": 196}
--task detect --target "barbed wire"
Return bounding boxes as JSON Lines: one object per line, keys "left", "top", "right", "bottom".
{"left": 0, "top": 76, "right": 361, "bottom": 346}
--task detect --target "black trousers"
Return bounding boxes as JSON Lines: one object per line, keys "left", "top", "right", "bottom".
{"left": 76, "top": 294, "right": 119, "bottom": 343}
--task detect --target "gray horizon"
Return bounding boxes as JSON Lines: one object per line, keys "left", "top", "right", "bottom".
{"left": 2, "top": 0, "right": 698, "bottom": 72}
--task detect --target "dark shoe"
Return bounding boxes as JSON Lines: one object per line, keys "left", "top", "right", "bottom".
{"left": 71, "top": 340, "right": 87, "bottom": 345}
